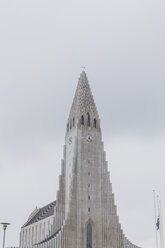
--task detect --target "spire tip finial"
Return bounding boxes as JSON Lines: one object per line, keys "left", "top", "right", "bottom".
{"left": 81, "top": 66, "right": 86, "bottom": 71}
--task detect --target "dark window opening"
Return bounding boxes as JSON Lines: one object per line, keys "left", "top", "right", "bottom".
{"left": 88, "top": 196, "right": 90, "bottom": 200}
{"left": 70, "top": 120, "right": 72, "bottom": 129}
{"left": 67, "top": 123, "right": 69, "bottom": 132}
{"left": 73, "top": 117, "right": 75, "bottom": 127}
{"left": 94, "top": 118, "right": 97, "bottom": 128}
{"left": 81, "top": 115, "right": 84, "bottom": 125}
{"left": 87, "top": 223, "right": 92, "bottom": 248}
{"left": 87, "top": 112, "right": 90, "bottom": 126}
{"left": 88, "top": 208, "right": 91, "bottom": 212}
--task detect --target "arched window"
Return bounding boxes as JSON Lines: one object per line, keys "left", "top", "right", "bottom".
{"left": 94, "top": 118, "right": 97, "bottom": 128}
{"left": 73, "top": 117, "right": 75, "bottom": 127}
{"left": 87, "top": 223, "right": 92, "bottom": 248}
{"left": 81, "top": 115, "right": 84, "bottom": 125}
{"left": 87, "top": 112, "right": 90, "bottom": 126}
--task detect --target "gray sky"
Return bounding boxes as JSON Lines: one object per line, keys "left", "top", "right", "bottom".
{"left": 0, "top": 0, "right": 165, "bottom": 247}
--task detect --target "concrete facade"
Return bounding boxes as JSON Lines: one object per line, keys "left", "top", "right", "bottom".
{"left": 19, "top": 71, "right": 141, "bottom": 248}
{"left": 20, "top": 202, "right": 56, "bottom": 247}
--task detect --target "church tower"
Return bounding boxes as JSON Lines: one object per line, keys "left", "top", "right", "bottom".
{"left": 19, "top": 71, "right": 140, "bottom": 248}
{"left": 62, "top": 70, "right": 121, "bottom": 248}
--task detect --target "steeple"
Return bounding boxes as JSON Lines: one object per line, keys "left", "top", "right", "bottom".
{"left": 69, "top": 71, "right": 99, "bottom": 118}
{"left": 67, "top": 71, "right": 100, "bottom": 132}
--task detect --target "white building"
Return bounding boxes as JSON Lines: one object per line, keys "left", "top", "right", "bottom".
{"left": 19, "top": 71, "right": 141, "bottom": 248}
{"left": 20, "top": 202, "right": 56, "bottom": 247}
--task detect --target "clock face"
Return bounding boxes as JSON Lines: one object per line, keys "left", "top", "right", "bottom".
{"left": 86, "top": 135, "right": 92, "bottom": 142}
{"left": 69, "top": 137, "right": 72, "bottom": 144}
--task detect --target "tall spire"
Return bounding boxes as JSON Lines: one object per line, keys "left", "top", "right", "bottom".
{"left": 69, "top": 71, "right": 99, "bottom": 119}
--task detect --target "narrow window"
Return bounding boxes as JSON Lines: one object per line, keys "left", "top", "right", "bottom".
{"left": 88, "top": 208, "right": 91, "bottom": 212}
{"left": 81, "top": 115, "right": 84, "bottom": 125}
{"left": 22, "top": 231, "right": 24, "bottom": 246}
{"left": 35, "top": 225, "right": 38, "bottom": 243}
{"left": 87, "top": 223, "right": 92, "bottom": 248}
{"left": 70, "top": 120, "right": 72, "bottom": 129}
{"left": 32, "top": 227, "right": 34, "bottom": 244}
{"left": 39, "top": 224, "right": 41, "bottom": 241}
{"left": 25, "top": 229, "right": 27, "bottom": 246}
{"left": 88, "top": 195, "right": 90, "bottom": 200}
{"left": 67, "top": 123, "right": 69, "bottom": 132}
{"left": 43, "top": 222, "right": 45, "bottom": 239}
{"left": 87, "top": 112, "right": 90, "bottom": 126}
{"left": 28, "top": 228, "right": 31, "bottom": 245}
{"left": 88, "top": 184, "right": 90, "bottom": 188}
{"left": 88, "top": 172, "right": 90, "bottom": 176}
{"left": 94, "top": 118, "right": 97, "bottom": 128}
{"left": 73, "top": 117, "right": 75, "bottom": 127}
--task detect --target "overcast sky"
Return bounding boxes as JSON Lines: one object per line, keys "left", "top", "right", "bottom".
{"left": 0, "top": 0, "right": 165, "bottom": 247}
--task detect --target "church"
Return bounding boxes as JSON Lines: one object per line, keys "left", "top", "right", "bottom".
{"left": 19, "top": 71, "right": 141, "bottom": 248}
